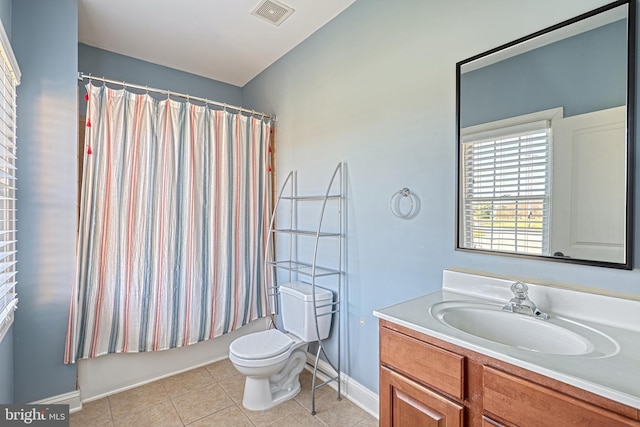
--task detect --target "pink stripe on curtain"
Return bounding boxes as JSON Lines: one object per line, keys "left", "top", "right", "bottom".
{"left": 64, "top": 84, "right": 272, "bottom": 363}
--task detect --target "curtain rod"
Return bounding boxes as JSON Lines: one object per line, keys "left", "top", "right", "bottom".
{"left": 78, "top": 72, "right": 276, "bottom": 121}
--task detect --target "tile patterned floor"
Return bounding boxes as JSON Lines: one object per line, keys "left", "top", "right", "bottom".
{"left": 70, "top": 359, "right": 378, "bottom": 426}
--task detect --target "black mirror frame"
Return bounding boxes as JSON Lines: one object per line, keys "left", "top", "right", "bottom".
{"left": 455, "top": 0, "right": 636, "bottom": 270}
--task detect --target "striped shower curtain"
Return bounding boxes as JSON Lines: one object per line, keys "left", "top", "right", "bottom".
{"left": 65, "top": 84, "right": 271, "bottom": 363}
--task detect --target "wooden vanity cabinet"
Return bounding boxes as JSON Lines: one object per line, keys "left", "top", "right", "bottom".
{"left": 379, "top": 319, "right": 640, "bottom": 427}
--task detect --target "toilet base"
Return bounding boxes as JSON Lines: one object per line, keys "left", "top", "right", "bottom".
{"left": 241, "top": 349, "right": 307, "bottom": 411}
{"left": 242, "top": 377, "right": 301, "bottom": 411}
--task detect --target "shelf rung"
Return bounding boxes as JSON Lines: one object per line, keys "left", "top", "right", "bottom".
{"left": 315, "top": 301, "right": 335, "bottom": 309}
{"left": 313, "top": 375, "right": 339, "bottom": 390}
{"left": 266, "top": 260, "right": 341, "bottom": 277}
{"left": 280, "top": 195, "right": 341, "bottom": 201}
{"left": 272, "top": 228, "right": 341, "bottom": 237}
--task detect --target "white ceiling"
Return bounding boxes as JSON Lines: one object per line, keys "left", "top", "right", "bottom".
{"left": 78, "top": 0, "right": 357, "bottom": 87}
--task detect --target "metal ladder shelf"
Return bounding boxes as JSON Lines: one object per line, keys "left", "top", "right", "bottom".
{"left": 264, "top": 162, "right": 344, "bottom": 415}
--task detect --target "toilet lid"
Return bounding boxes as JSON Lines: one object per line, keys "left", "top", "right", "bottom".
{"left": 230, "top": 329, "right": 294, "bottom": 360}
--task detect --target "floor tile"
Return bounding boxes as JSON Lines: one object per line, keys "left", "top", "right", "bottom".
{"left": 217, "top": 373, "right": 246, "bottom": 403}
{"left": 108, "top": 380, "right": 170, "bottom": 418}
{"left": 313, "top": 393, "right": 371, "bottom": 427}
{"left": 161, "top": 367, "right": 215, "bottom": 397}
{"left": 204, "top": 358, "right": 238, "bottom": 381}
{"left": 240, "top": 398, "right": 304, "bottom": 427}
{"left": 171, "top": 383, "right": 234, "bottom": 425}
{"left": 354, "top": 414, "right": 379, "bottom": 426}
{"left": 112, "top": 400, "right": 183, "bottom": 427}
{"left": 185, "top": 405, "right": 253, "bottom": 427}
{"left": 267, "top": 408, "right": 328, "bottom": 427}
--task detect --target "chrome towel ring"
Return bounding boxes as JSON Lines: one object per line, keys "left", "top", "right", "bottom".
{"left": 390, "top": 187, "right": 415, "bottom": 219}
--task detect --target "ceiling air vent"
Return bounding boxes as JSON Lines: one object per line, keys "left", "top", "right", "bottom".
{"left": 251, "top": 0, "right": 295, "bottom": 26}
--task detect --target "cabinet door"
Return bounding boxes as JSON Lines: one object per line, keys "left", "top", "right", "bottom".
{"left": 380, "top": 366, "right": 463, "bottom": 427}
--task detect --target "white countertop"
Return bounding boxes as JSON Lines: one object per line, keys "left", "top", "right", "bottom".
{"left": 373, "top": 270, "right": 640, "bottom": 409}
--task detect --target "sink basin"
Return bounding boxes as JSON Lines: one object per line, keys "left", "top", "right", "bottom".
{"left": 429, "top": 301, "right": 619, "bottom": 356}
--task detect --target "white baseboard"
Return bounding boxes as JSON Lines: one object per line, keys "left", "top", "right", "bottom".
{"left": 305, "top": 353, "right": 379, "bottom": 419}
{"left": 31, "top": 390, "right": 82, "bottom": 414}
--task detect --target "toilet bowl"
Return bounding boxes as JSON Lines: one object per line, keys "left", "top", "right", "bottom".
{"left": 229, "top": 281, "right": 333, "bottom": 411}
{"left": 229, "top": 329, "right": 308, "bottom": 410}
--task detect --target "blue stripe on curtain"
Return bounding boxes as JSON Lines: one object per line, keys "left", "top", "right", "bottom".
{"left": 222, "top": 113, "right": 234, "bottom": 336}
{"left": 198, "top": 108, "right": 211, "bottom": 342}
{"left": 170, "top": 101, "right": 186, "bottom": 349}
{"left": 64, "top": 84, "right": 272, "bottom": 363}
{"left": 242, "top": 121, "right": 251, "bottom": 326}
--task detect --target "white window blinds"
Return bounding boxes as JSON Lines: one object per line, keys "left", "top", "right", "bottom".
{"left": 461, "top": 120, "right": 551, "bottom": 255}
{"left": 0, "top": 19, "right": 20, "bottom": 344}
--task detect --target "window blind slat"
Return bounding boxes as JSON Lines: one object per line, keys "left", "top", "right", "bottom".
{"left": 0, "top": 281, "right": 15, "bottom": 298}
{"left": 0, "top": 260, "right": 16, "bottom": 273}
{"left": 0, "top": 271, "right": 17, "bottom": 286}
{"left": 0, "top": 170, "right": 15, "bottom": 180}
{"left": 0, "top": 184, "right": 16, "bottom": 191}
{"left": 0, "top": 241, "right": 16, "bottom": 250}
{"left": 0, "top": 282, "right": 15, "bottom": 308}
{"left": 466, "top": 138, "right": 548, "bottom": 153}
{"left": 0, "top": 156, "right": 15, "bottom": 170}
{"left": 0, "top": 146, "right": 16, "bottom": 159}
{"left": 0, "top": 249, "right": 15, "bottom": 262}
{"left": 0, "top": 296, "right": 17, "bottom": 327}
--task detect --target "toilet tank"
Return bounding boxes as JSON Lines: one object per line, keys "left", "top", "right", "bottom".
{"left": 279, "top": 281, "right": 333, "bottom": 342}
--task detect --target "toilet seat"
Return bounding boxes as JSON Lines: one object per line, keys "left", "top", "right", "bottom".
{"left": 229, "top": 329, "right": 301, "bottom": 368}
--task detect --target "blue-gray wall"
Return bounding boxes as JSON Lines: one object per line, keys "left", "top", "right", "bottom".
{"left": 243, "top": 0, "right": 640, "bottom": 394}
{"left": 0, "top": 0, "right": 9, "bottom": 38}
{"left": 0, "top": 328, "right": 12, "bottom": 403}
{"left": 461, "top": 19, "right": 627, "bottom": 127}
{"left": 12, "top": 0, "right": 78, "bottom": 403}
{"left": 78, "top": 43, "right": 243, "bottom": 116}
{"left": 0, "top": 0, "right": 12, "bottom": 404}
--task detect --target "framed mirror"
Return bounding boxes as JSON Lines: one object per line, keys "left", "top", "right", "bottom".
{"left": 456, "top": 0, "right": 635, "bottom": 269}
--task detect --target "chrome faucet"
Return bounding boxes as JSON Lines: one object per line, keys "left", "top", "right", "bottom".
{"left": 502, "top": 281, "right": 550, "bottom": 320}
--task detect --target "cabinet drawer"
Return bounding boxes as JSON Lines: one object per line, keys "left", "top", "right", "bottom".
{"left": 380, "top": 327, "right": 464, "bottom": 400}
{"left": 483, "top": 366, "right": 640, "bottom": 427}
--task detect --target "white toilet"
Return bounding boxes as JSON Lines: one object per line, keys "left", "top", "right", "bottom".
{"left": 229, "top": 281, "right": 333, "bottom": 411}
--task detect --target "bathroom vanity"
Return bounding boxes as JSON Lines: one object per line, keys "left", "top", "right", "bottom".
{"left": 374, "top": 270, "right": 640, "bottom": 426}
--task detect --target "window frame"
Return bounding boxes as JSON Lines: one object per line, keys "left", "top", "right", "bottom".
{"left": 0, "top": 18, "right": 21, "bottom": 344}
{"left": 458, "top": 108, "right": 561, "bottom": 257}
